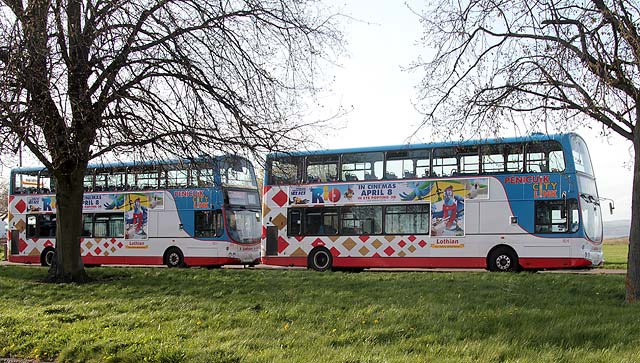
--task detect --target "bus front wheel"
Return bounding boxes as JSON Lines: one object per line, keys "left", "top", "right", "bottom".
{"left": 308, "top": 247, "right": 333, "bottom": 272}
{"left": 164, "top": 247, "right": 185, "bottom": 268}
{"left": 488, "top": 247, "right": 520, "bottom": 272}
{"left": 41, "top": 248, "right": 56, "bottom": 267}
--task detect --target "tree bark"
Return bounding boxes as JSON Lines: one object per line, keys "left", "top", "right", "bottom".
{"left": 47, "top": 166, "right": 89, "bottom": 283}
{"left": 626, "top": 112, "right": 640, "bottom": 302}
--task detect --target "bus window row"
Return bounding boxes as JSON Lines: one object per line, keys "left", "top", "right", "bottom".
{"left": 287, "top": 204, "right": 431, "bottom": 237}
{"left": 12, "top": 158, "right": 256, "bottom": 195}
{"left": 286, "top": 199, "right": 580, "bottom": 237}
{"left": 25, "top": 210, "right": 238, "bottom": 240}
{"left": 269, "top": 140, "right": 566, "bottom": 185}
{"left": 26, "top": 213, "right": 126, "bottom": 239}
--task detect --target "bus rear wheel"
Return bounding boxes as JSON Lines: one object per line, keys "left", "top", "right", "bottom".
{"left": 164, "top": 247, "right": 185, "bottom": 268}
{"left": 41, "top": 248, "right": 56, "bottom": 267}
{"left": 488, "top": 247, "right": 520, "bottom": 272}
{"left": 308, "top": 247, "right": 333, "bottom": 272}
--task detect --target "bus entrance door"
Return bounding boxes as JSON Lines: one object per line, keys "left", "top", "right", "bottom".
{"left": 265, "top": 226, "right": 278, "bottom": 256}
{"left": 10, "top": 230, "right": 19, "bottom": 255}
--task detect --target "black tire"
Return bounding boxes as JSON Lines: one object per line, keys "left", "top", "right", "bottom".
{"left": 41, "top": 248, "right": 56, "bottom": 267}
{"left": 308, "top": 247, "right": 333, "bottom": 272}
{"left": 488, "top": 247, "right": 520, "bottom": 272}
{"left": 164, "top": 247, "right": 185, "bottom": 268}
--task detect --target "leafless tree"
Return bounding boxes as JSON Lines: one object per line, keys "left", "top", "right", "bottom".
{"left": 411, "top": 0, "right": 640, "bottom": 301}
{"left": 0, "top": 0, "right": 343, "bottom": 282}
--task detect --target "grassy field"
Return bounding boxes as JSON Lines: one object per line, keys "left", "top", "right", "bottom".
{"left": 603, "top": 238, "right": 628, "bottom": 270}
{"left": 2, "top": 266, "right": 640, "bottom": 363}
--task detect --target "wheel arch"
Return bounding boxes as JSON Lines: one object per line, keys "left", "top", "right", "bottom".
{"left": 163, "top": 246, "right": 185, "bottom": 267}
{"left": 40, "top": 247, "right": 56, "bottom": 267}
{"left": 307, "top": 246, "right": 333, "bottom": 272}
{"left": 486, "top": 244, "right": 519, "bottom": 270}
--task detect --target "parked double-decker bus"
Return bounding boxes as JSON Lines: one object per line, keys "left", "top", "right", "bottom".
{"left": 262, "top": 133, "right": 605, "bottom": 271}
{"left": 7, "top": 155, "right": 261, "bottom": 268}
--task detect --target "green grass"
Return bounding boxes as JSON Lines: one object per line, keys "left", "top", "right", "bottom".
{"left": 603, "top": 243, "right": 628, "bottom": 270}
{"left": 2, "top": 267, "right": 640, "bottom": 362}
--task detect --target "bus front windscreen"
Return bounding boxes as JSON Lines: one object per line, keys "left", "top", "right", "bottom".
{"left": 220, "top": 157, "right": 257, "bottom": 188}
{"left": 226, "top": 207, "right": 261, "bottom": 244}
{"left": 580, "top": 193, "right": 603, "bottom": 242}
{"left": 570, "top": 134, "right": 594, "bottom": 175}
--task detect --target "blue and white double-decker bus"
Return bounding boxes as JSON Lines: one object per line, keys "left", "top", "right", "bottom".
{"left": 261, "top": 133, "right": 604, "bottom": 271}
{"left": 7, "top": 155, "right": 261, "bottom": 268}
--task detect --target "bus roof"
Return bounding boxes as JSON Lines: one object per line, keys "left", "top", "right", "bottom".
{"left": 266, "top": 132, "right": 575, "bottom": 158}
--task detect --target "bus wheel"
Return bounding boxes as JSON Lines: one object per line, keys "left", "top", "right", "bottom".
{"left": 308, "top": 247, "right": 333, "bottom": 272}
{"left": 40, "top": 248, "right": 56, "bottom": 267}
{"left": 164, "top": 247, "right": 185, "bottom": 268}
{"left": 488, "top": 247, "right": 520, "bottom": 272}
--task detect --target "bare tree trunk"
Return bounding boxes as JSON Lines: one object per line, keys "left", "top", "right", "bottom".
{"left": 47, "top": 167, "right": 89, "bottom": 283}
{"left": 626, "top": 119, "right": 640, "bottom": 302}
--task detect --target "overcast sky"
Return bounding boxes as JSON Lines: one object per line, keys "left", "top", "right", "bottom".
{"left": 321, "top": 0, "right": 634, "bottom": 221}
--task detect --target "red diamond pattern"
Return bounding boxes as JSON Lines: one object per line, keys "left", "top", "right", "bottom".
{"left": 418, "top": 240, "right": 427, "bottom": 248}
{"left": 94, "top": 247, "right": 102, "bottom": 255}
{"left": 103, "top": 242, "right": 109, "bottom": 248}
{"left": 262, "top": 226, "right": 267, "bottom": 239}
{"left": 372, "top": 252, "right": 381, "bottom": 258}
{"left": 398, "top": 240, "right": 406, "bottom": 248}
{"left": 295, "top": 236, "right": 304, "bottom": 242}
{"left": 330, "top": 247, "right": 340, "bottom": 257}
{"left": 408, "top": 235, "right": 417, "bottom": 242}
{"left": 384, "top": 246, "right": 395, "bottom": 256}
{"left": 263, "top": 185, "right": 272, "bottom": 194}
{"left": 8, "top": 195, "right": 14, "bottom": 203}
{"left": 359, "top": 236, "right": 369, "bottom": 242}
{"left": 272, "top": 190, "right": 288, "bottom": 207}
{"left": 311, "top": 238, "right": 325, "bottom": 247}
{"left": 19, "top": 239, "right": 28, "bottom": 253}
{"left": 117, "top": 242, "right": 124, "bottom": 249}
{"left": 15, "top": 199, "right": 26, "bottom": 213}
{"left": 44, "top": 240, "right": 54, "bottom": 248}
{"left": 277, "top": 236, "right": 289, "bottom": 253}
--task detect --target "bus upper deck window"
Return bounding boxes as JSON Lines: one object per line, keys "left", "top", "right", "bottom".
{"left": 385, "top": 149, "right": 429, "bottom": 180}
{"left": 527, "top": 141, "right": 565, "bottom": 173}
{"left": 385, "top": 151, "right": 411, "bottom": 180}
{"left": 458, "top": 146, "right": 479, "bottom": 174}
{"left": 481, "top": 144, "right": 506, "bottom": 173}
{"left": 549, "top": 149, "right": 565, "bottom": 172}
{"left": 306, "top": 155, "right": 339, "bottom": 183}
{"left": 432, "top": 148, "right": 457, "bottom": 177}
{"left": 341, "top": 152, "right": 383, "bottom": 181}
{"left": 506, "top": 144, "right": 524, "bottom": 172}
{"left": 270, "top": 157, "right": 302, "bottom": 185}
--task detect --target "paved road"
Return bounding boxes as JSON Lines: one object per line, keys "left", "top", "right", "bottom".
{"left": 0, "top": 260, "right": 626, "bottom": 274}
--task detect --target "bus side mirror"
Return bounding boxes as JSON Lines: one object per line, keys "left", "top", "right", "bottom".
{"left": 609, "top": 202, "right": 614, "bottom": 215}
